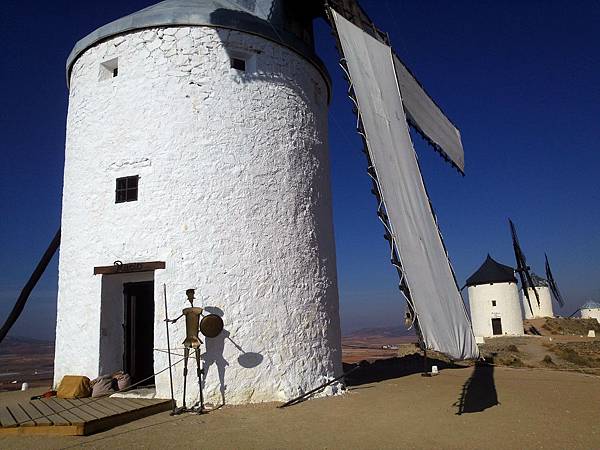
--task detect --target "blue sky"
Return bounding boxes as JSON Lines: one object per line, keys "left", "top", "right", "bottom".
{"left": 1, "top": 1, "right": 599, "bottom": 340}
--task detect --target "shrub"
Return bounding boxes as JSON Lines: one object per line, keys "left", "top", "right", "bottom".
{"left": 542, "top": 355, "right": 555, "bottom": 365}
{"left": 556, "top": 348, "right": 593, "bottom": 367}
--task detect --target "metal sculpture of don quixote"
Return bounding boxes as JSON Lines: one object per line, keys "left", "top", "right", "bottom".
{"left": 165, "top": 288, "right": 224, "bottom": 415}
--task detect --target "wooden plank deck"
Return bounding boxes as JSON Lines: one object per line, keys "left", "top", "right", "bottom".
{"left": 0, "top": 397, "right": 172, "bottom": 436}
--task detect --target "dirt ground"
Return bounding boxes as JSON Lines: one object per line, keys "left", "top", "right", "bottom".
{"left": 525, "top": 317, "right": 600, "bottom": 337}
{"left": 2, "top": 365, "right": 599, "bottom": 449}
{"left": 478, "top": 335, "right": 600, "bottom": 374}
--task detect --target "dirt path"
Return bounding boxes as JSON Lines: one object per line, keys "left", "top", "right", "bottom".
{"left": 2, "top": 366, "right": 599, "bottom": 449}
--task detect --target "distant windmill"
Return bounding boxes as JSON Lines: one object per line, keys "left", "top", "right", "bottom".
{"left": 2, "top": 0, "right": 478, "bottom": 405}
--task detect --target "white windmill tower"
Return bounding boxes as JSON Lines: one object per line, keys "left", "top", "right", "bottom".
{"left": 2, "top": 0, "right": 480, "bottom": 409}
{"left": 466, "top": 255, "right": 524, "bottom": 338}
{"left": 53, "top": 0, "right": 342, "bottom": 406}
{"left": 521, "top": 274, "right": 554, "bottom": 319}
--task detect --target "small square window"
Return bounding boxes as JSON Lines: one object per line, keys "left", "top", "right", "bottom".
{"left": 115, "top": 176, "right": 139, "bottom": 203}
{"left": 230, "top": 57, "right": 246, "bottom": 71}
{"left": 100, "top": 57, "right": 119, "bottom": 81}
{"left": 492, "top": 300, "right": 497, "bottom": 307}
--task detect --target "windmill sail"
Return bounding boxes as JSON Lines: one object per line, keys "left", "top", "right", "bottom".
{"left": 509, "top": 219, "right": 540, "bottom": 315}
{"left": 329, "top": 0, "right": 465, "bottom": 173}
{"left": 329, "top": 8, "right": 478, "bottom": 360}
{"left": 392, "top": 55, "right": 465, "bottom": 173}
{"left": 545, "top": 253, "right": 565, "bottom": 307}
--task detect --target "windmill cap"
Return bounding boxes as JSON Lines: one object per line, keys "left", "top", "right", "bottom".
{"left": 465, "top": 254, "right": 517, "bottom": 287}
{"left": 526, "top": 273, "right": 549, "bottom": 288}
{"left": 65, "top": 0, "right": 329, "bottom": 89}
{"left": 582, "top": 301, "right": 600, "bottom": 309}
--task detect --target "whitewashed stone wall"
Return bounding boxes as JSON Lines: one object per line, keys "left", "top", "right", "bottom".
{"left": 54, "top": 25, "right": 342, "bottom": 406}
{"left": 521, "top": 286, "right": 554, "bottom": 319}
{"left": 468, "top": 282, "right": 524, "bottom": 338}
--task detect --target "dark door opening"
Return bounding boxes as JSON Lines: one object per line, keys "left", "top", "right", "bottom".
{"left": 491, "top": 318, "right": 503, "bottom": 336}
{"left": 124, "top": 281, "right": 155, "bottom": 386}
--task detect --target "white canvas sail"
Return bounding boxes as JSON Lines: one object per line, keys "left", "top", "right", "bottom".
{"left": 393, "top": 55, "right": 465, "bottom": 173}
{"left": 331, "top": 9, "right": 479, "bottom": 360}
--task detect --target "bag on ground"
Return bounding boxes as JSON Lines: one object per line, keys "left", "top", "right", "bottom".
{"left": 91, "top": 375, "right": 115, "bottom": 398}
{"left": 57, "top": 375, "right": 92, "bottom": 399}
{"left": 114, "top": 372, "right": 132, "bottom": 391}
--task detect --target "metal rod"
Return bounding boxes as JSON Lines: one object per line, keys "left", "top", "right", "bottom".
{"left": 195, "top": 347, "right": 205, "bottom": 414}
{"left": 163, "top": 284, "right": 175, "bottom": 412}
{"left": 278, "top": 365, "right": 361, "bottom": 408}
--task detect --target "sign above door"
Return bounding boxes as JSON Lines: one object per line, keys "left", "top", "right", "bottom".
{"left": 93, "top": 261, "right": 166, "bottom": 275}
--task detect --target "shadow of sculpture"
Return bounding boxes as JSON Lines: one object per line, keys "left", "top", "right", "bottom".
{"left": 454, "top": 357, "right": 499, "bottom": 415}
{"left": 202, "top": 307, "right": 264, "bottom": 406}
{"left": 343, "top": 353, "right": 466, "bottom": 387}
{"left": 203, "top": 330, "right": 229, "bottom": 406}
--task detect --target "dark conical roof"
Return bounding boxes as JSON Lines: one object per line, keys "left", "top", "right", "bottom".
{"left": 466, "top": 254, "right": 517, "bottom": 287}
{"left": 66, "top": 0, "right": 327, "bottom": 86}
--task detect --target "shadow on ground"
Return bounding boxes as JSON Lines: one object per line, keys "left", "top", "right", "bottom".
{"left": 343, "top": 353, "right": 467, "bottom": 387}
{"left": 454, "top": 357, "right": 499, "bottom": 415}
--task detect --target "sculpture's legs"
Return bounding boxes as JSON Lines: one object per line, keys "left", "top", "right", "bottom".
{"left": 182, "top": 347, "right": 190, "bottom": 409}
{"left": 194, "top": 347, "right": 205, "bottom": 413}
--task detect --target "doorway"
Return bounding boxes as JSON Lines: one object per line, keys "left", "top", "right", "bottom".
{"left": 491, "top": 318, "right": 503, "bottom": 336}
{"left": 124, "top": 281, "right": 155, "bottom": 385}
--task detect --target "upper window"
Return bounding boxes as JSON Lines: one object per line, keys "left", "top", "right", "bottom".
{"left": 100, "top": 58, "right": 119, "bottom": 81}
{"left": 228, "top": 49, "right": 256, "bottom": 73}
{"left": 115, "top": 176, "right": 138, "bottom": 203}
{"left": 230, "top": 57, "right": 246, "bottom": 72}
{"left": 492, "top": 300, "right": 497, "bottom": 307}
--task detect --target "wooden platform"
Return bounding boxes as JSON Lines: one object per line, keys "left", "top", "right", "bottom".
{"left": 0, "top": 396, "right": 172, "bottom": 436}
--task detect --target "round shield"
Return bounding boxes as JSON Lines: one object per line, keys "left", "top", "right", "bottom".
{"left": 200, "top": 314, "right": 224, "bottom": 338}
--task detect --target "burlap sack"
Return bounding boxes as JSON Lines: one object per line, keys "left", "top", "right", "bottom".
{"left": 91, "top": 376, "right": 115, "bottom": 398}
{"left": 57, "top": 375, "right": 91, "bottom": 399}
{"left": 113, "top": 372, "right": 132, "bottom": 391}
